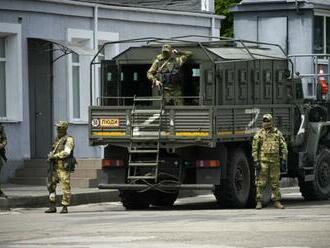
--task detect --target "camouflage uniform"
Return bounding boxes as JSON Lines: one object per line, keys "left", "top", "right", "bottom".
{"left": 46, "top": 121, "right": 75, "bottom": 213}
{"left": 147, "top": 44, "right": 192, "bottom": 105}
{"left": 0, "top": 124, "right": 7, "bottom": 197}
{"left": 252, "top": 114, "right": 288, "bottom": 208}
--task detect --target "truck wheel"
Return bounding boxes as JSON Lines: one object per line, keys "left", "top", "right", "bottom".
{"left": 299, "top": 148, "right": 330, "bottom": 200}
{"left": 214, "top": 149, "right": 251, "bottom": 208}
{"left": 119, "top": 190, "right": 150, "bottom": 210}
{"left": 150, "top": 191, "right": 178, "bottom": 207}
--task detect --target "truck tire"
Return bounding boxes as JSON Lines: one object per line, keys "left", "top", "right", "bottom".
{"left": 119, "top": 190, "right": 150, "bottom": 210}
{"left": 299, "top": 148, "right": 330, "bottom": 200}
{"left": 214, "top": 149, "right": 251, "bottom": 208}
{"left": 150, "top": 191, "right": 178, "bottom": 207}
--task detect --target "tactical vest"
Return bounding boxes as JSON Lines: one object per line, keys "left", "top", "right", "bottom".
{"left": 260, "top": 128, "right": 280, "bottom": 155}
{"left": 53, "top": 135, "right": 76, "bottom": 172}
{"left": 53, "top": 135, "right": 74, "bottom": 157}
{"left": 156, "top": 57, "right": 182, "bottom": 86}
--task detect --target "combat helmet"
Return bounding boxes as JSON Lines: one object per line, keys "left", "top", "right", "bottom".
{"left": 262, "top": 114, "right": 272, "bottom": 122}
{"left": 56, "top": 121, "right": 69, "bottom": 130}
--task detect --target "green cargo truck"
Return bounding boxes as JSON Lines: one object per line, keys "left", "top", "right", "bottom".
{"left": 89, "top": 37, "right": 330, "bottom": 209}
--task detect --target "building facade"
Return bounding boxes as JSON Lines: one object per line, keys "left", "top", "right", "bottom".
{"left": 0, "top": 0, "right": 223, "bottom": 181}
{"left": 231, "top": 0, "right": 330, "bottom": 98}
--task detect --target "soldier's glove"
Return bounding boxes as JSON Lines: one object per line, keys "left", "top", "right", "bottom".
{"left": 254, "top": 161, "right": 260, "bottom": 178}
{"left": 47, "top": 152, "right": 55, "bottom": 161}
{"left": 280, "top": 160, "right": 288, "bottom": 173}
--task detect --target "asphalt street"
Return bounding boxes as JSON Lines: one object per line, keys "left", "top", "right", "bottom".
{"left": 1, "top": 189, "right": 330, "bottom": 248}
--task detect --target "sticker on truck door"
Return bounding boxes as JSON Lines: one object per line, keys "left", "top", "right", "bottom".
{"left": 99, "top": 118, "right": 120, "bottom": 128}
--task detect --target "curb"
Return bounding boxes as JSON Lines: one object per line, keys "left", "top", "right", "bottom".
{"left": 0, "top": 186, "right": 299, "bottom": 210}
{"left": 0, "top": 190, "right": 120, "bottom": 210}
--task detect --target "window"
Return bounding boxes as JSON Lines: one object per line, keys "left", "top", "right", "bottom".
{"left": 67, "top": 28, "right": 94, "bottom": 123}
{"left": 313, "top": 15, "right": 330, "bottom": 54}
{"left": 0, "top": 38, "right": 6, "bottom": 117}
{"left": 0, "top": 22, "right": 22, "bottom": 122}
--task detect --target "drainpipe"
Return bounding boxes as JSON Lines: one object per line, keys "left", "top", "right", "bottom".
{"left": 93, "top": 5, "right": 98, "bottom": 106}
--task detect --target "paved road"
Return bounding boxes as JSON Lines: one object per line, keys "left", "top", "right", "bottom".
{"left": 1, "top": 189, "right": 330, "bottom": 248}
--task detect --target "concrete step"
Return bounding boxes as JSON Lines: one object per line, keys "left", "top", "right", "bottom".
{"left": 9, "top": 177, "right": 47, "bottom": 185}
{"left": 76, "top": 159, "right": 102, "bottom": 169}
{"left": 10, "top": 159, "right": 103, "bottom": 188}
{"left": 9, "top": 177, "right": 100, "bottom": 188}
{"left": 71, "top": 178, "right": 98, "bottom": 188}
{"left": 71, "top": 169, "right": 102, "bottom": 179}
{"left": 23, "top": 159, "right": 48, "bottom": 168}
{"left": 23, "top": 159, "right": 102, "bottom": 169}
{"left": 16, "top": 168, "right": 101, "bottom": 179}
{"left": 15, "top": 168, "right": 48, "bottom": 177}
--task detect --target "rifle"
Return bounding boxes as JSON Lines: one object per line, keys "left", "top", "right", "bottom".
{"left": 0, "top": 148, "right": 7, "bottom": 162}
{"left": 47, "top": 159, "right": 55, "bottom": 182}
{"left": 64, "top": 150, "right": 77, "bottom": 173}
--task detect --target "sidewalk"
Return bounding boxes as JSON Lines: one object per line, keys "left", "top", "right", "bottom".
{"left": 0, "top": 184, "right": 120, "bottom": 210}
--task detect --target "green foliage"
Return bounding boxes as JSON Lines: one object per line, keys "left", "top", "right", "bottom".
{"left": 215, "top": 0, "right": 241, "bottom": 37}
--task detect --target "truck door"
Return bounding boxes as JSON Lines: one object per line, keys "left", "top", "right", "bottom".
{"left": 201, "top": 63, "right": 215, "bottom": 105}
{"left": 235, "top": 61, "right": 249, "bottom": 105}
{"left": 273, "top": 60, "right": 289, "bottom": 104}
{"left": 217, "top": 62, "right": 235, "bottom": 105}
{"left": 101, "top": 60, "right": 119, "bottom": 106}
{"left": 260, "top": 60, "right": 273, "bottom": 104}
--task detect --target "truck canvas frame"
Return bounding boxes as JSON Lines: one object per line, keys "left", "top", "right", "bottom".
{"left": 89, "top": 36, "right": 330, "bottom": 209}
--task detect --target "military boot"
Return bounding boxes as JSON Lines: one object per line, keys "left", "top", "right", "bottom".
{"left": 256, "top": 201, "right": 262, "bottom": 210}
{"left": 60, "top": 205, "right": 68, "bottom": 214}
{"left": 274, "top": 201, "right": 284, "bottom": 209}
{"left": 44, "top": 203, "right": 57, "bottom": 213}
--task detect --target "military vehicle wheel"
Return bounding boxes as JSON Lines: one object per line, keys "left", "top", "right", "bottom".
{"left": 150, "top": 191, "right": 178, "bottom": 207}
{"left": 119, "top": 190, "right": 150, "bottom": 210}
{"left": 214, "top": 149, "right": 251, "bottom": 208}
{"left": 299, "top": 148, "right": 330, "bottom": 200}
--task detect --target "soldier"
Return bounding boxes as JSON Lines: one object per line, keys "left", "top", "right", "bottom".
{"left": 0, "top": 123, "right": 7, "bottom": 198}
{"left": 252, "top": 114, "right": 288, "bottom": 210}
{"left": 45, "top": 121, "right": 75, "bottom": 214}
{"left": 147, "top": 44, "right": 192, "bottom": 105}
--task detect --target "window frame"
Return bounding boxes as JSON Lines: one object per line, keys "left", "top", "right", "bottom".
{"left": 0, "top": 23, "right": 22, "bottom": 122}
{"left": 66, "top": 28, "right": 93, "bottom": 124}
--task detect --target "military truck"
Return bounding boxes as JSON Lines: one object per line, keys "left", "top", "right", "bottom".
{"left": 89, "top": 37, "right": 330, "bottom": 209}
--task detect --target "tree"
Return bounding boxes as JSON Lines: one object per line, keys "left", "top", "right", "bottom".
{"left": 215, "top": 0, "right": 241, "bottom": 37}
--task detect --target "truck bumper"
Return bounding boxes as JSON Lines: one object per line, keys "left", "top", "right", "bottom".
{"left": 98, "top": 183, "right": 215, "bottom": 191}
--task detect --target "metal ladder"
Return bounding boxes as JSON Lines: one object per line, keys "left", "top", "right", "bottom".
{"left": 127, "top": 96, "right": 164, "bottom": 183}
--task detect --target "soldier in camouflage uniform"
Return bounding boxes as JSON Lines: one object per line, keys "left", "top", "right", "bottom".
{"left": 252, "top": 114, "right": 288, "bottom": 209}
{"left": 0, "top": 123, "right": 7, "bottom": 198}
{"left": 147, "top": 44, "right": 192, "bottom": 105}
{"left": 45, "top": 121, "right": 75, "bottom": 214}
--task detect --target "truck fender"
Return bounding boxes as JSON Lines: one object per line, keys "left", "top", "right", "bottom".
{"left": 305, "top": 122, "right": 330, "bottom": 163}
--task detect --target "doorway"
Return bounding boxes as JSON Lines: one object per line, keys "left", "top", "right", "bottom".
{"left": 28, "top": 39, "right": 53, "bottom": 158}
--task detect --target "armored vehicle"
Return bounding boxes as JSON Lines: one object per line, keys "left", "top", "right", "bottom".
{"left": 89, "top": 37, "right": 330, "bottom": 209}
